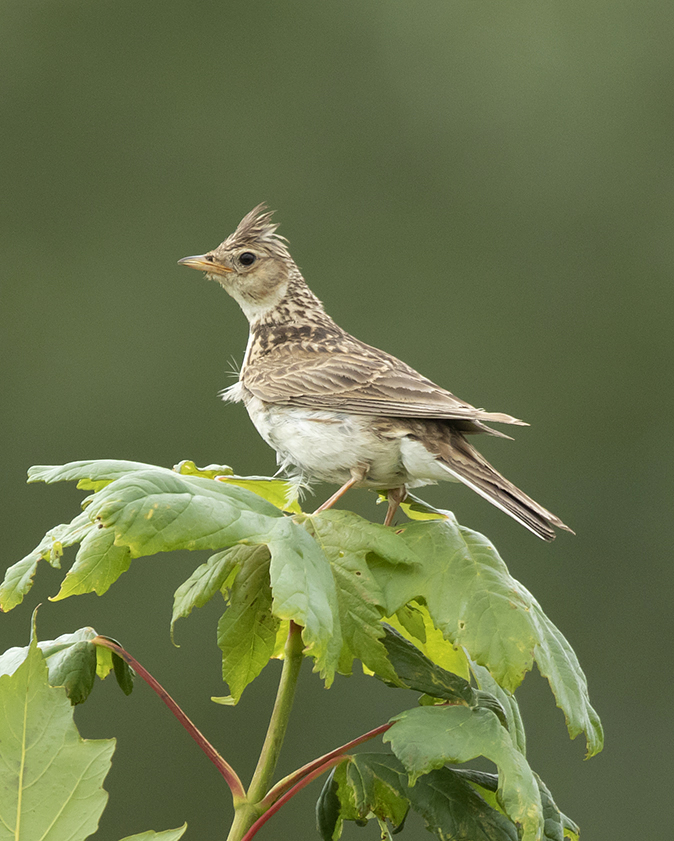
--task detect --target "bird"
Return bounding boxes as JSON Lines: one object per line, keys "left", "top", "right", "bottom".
{"left": 178, "top": 204, "right": 572, "bottom": 540}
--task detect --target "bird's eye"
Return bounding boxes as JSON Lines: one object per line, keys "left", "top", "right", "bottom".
{"left": 239, "top": 252, "right": 257, "bottom": 267}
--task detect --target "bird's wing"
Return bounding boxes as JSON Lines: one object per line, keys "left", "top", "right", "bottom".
{"left": 242, "top": 341, "right": 526, "bottom": 426}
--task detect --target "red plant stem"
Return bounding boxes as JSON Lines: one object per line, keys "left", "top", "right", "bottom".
{"left": 92, "top": 635, "right": 246, "bottom": 801}
{"left": 241, "top": 755, "right": 348, "bottom": 841}
{"left": 261, "top": 721, "right": 393, "bottom": 808}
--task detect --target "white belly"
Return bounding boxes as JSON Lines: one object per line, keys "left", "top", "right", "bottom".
{"left": 225, "top": 382, "right": 455, "bottom": 490}
{"left": 245, "top": 396, "right": 406, "bottom": 487}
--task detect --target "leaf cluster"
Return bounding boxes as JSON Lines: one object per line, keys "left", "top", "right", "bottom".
{"left": 318, "top": 754, "right": 579, "bottom": 841}
{"left": 0, "top": 624, "right": 133, "bottom": 705}
{"left": 0, "top": 636, "right": 186, "bottom": 841}
{"left": 0, "top": 459, "right": 603, "bottom": 840}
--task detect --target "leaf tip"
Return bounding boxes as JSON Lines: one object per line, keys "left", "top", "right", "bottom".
{"left": 211, "top": 694, "right": 238, "bottom": 706}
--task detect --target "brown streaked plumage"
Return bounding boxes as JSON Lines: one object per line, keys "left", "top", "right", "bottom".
{"left": 179, "top": 204, "right": 572, "bottom": 540}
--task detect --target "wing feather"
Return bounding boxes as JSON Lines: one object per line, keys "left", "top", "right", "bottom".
{"left": 242, "top": 340, "right": 526, "bottom": 426}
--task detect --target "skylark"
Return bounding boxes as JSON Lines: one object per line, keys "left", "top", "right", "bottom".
{"left": 179, "top": 205, "right": 571, "bottom": 540}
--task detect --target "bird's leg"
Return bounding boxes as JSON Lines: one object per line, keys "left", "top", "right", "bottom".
{"left": 313, "top": 466, "right": 368, "bottom": 514}
{"left": 384, "top": 486, "right": 408, "bottom": 527}
{"left": 313, "top": 477, "right": 359, "bottom": 513}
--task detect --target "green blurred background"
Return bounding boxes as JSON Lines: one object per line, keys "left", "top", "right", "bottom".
{"left": 1, "top": 1, "right": 671, "bottom": 838}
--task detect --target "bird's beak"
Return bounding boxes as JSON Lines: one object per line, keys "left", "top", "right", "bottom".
{"left": 177, "top": 254, "right": 234, "bottom": 275}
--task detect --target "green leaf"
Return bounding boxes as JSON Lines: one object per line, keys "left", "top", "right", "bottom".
{"left": 217, "top": 476, "right": 301, "bottom": 513}
{"left": 171, "top": 532, "right": 341, "bottom": 684}
{"left": 171, "top": 545, "right": 246, "bottom": 638}
{"left": 272, "top": 619, "right": 291, "bottom": 657}
{"left": 324, "top": 753, "right": 518, "bottom": 841}
{"left": 448, "top": 769, "right": 505, "bottom": 816}
{"left": 175, "top": 460, "right": 301, "bottom": 513}
{"left": 216, "top": 545, "right": 279, "bottom": 703}
{"left": 266, "top": 517, "right": 342, "bottom": 683}
{"left": 393, "top": 603, "right": 427, "bottom": 642}
{"left": 377, "top": 491, "right": 449, "bottom": 521}
{"left": 408, "top": 765, "right": 518, "bottom": 841}
{"left": 0, "top": 512, "right": 92, "bottom": 611}
{"left": 173, "top": 459, "right": 234, "bottom": 478}
{"left": 369, "top": 517, "right": 602, "bottom": 754}
{"left": 96, "top": 644, "right": 114, "bottom": 680}
{"left": 370, "top": 519, "right": 535, "bottom": 689}
{"left": 0, "top": 639, "right": 115, "bottom": 839}
{"left": 527, "top": 599, "right": 604, "bottom": 757}
{"left": 50, "top": 527, "right": 132, "bottom": 600}
{"left": 117, "top": 826, "right": 187, "bottom": 841}
{"left": 385, "top": 705, "right": 543, "bottom": 840}
{"left": 0, "top": 554, "right": 42, "bottom": 612}
{"left": 469, "top": 659, "right": 526, "bottom": 755}
{"left": 400, "top": 492, "right": 450, "bottom": 521}
{"left": 316, "top": 768, "right": 343, "bottom": 841}
{"left": 111, "top": 648, "right": 135, "bottom": 696}
{"left": 386, "top": 603, "right": 471, "bottom": 681}
{"left": 344, "top": 754, "right": 410, "bottom": 827}
{"left": 210, "top": 695, "right": 238, "bottom": 706}
{"left": 379, "top": 625, "right": 487, "bottom": 709}
{"left": 0, "top": 627, "right": 100, "bottom": 705}
{"left": 39, "top": 639, "right": 96, "bottom": 705}
{"left": 303, "top": 510, "right": 418, "bottom": 680}
{"left": 454, "top": 770, "right": 580, "bottom": 841}
{"left": 28, "top": 458, "right": 161, "bottom": 486}
{"left": 536, "top": 774, "right": 580, "bottom": 841}
{"left": 83, "top": 468, "right": 285, "bottom": 556}
{"left": 327, "top": 754, "right": 409, "bottom": 839}
{"left": 214, "top": 616, "right": 291, "bottom": 699}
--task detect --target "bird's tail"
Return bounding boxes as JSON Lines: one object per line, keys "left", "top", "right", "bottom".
{"left": 433, "top": 428, "right": 573, "bottom": 541}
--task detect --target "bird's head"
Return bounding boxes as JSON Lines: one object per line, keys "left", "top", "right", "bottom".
{"left": 179, "top": 204, "right": 294, "bottom": 322}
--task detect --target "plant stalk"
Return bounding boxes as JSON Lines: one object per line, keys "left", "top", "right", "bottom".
{"left": 241, "top": 755, "right": 347, "bottom": 841}
{"left": 227, "top": 620, "right": 305, "bottom": 841}
{"left": 261, "top": 721, "right": 392, "bottom": 807}
{"left": 92, "top": 636, "right": 245, "bottom": 800}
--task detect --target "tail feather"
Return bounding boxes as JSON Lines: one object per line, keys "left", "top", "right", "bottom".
{"left": 433, "top": 429, "right": 573, "bottom": 541}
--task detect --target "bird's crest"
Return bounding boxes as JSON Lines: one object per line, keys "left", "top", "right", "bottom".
{"left": 227, "top": 203, "right": 290, "bottom": 259}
